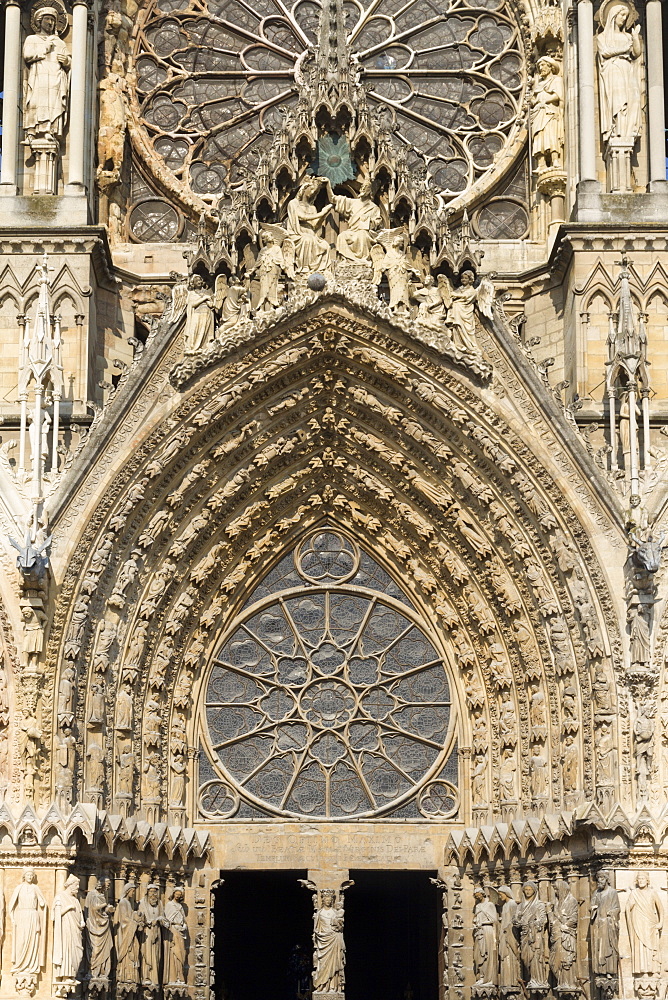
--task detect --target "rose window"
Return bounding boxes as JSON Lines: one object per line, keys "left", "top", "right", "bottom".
{"left": 132, "top": 0, "right": 526, "bottom": 203}
{"left": 201, "top": 528, "right": 458, "bottom": 819}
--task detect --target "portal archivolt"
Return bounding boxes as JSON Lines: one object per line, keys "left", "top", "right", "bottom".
{"left": 47, "top": 307, "right": 620, "bottom": 826}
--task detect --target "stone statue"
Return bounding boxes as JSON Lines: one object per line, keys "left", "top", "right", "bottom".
{"left": 23, "top": 6, "right": 70, "bottom": 142}
{"left": 497, "top": 886, "right": 520, "bottom": 988}
{"left": 116, "top": 682, "right": 133, "bottom": 731}
{"left": 216, "top": 274, "right": 249, "bottom": 333}
{"left": 326, "top": 177, "right": 382, "bottom": 264}
{"left": 313, "top": 889, "right": 345, "bottom": 994}
{"left": 247, "top": 227, "right": 293, "bottom": 310}
{"left": 444, "top": 270, "right": 494, "bottom": 354}
{"left": 530, "top": 57, "right": 564, "bottom": 171}
{"left": 590, "top": 871, "right": 620, "bottom": 976}
{"left": 372, "top": 231, "right": 421, "bottom": 313}
{"left": 52, "top": 874, "right": 84, "bottom": 987}
{"left": 473, "top": 887, "right": 498, "bottom": 986}
{"left": 10, "top": 867, "right": 47, "bottom": 995}
{"left": 634, "top": 709, "right": 654, "bottom": 799}
{"left": 163, "top": 887, "right": 188, "bottom": 985}
{"left": 115, "top": 882, "right": 140, "bottom": 987}
{"left": 597, "top": 2, "right": 642, "bottom": 140}
{"left": 549, "top": 879, "right": 578, "bottom": 987}
{"left": 628, "top": 602, "right": 651, "bottom": 668}
{"left": 138, "top": 884, "right": 168, "bottom": 987}
{"left": 625, "top": 872, "right": 663, "bottom": 975}
{"left": 285, "top": 176, "right": 332, "bottom": 275}
{"left": 19, "top": 605, "right": 47, "bottom": 669}
{"left": 183, "top": 275, "right": 215, "bottom": 354}
{"left": 85, "top": 877, "right": 114, "bottom": 982}
{"left": 413, "top": 275, "right": 449, "bottom": 330}
{"left": 514, "top": 881, "right": 549, "bottom": 988}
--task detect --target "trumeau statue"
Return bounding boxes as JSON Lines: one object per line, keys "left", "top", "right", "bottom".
{"left": 625, "top": 872, "right": 663, "bottom": 975}
{"left": 313, "top": 889, "right": 345, "bottom": 994}
{"left": 590, "top": 871, "right": 621, "bottom": 977}
{"left": 597, "top": 0, "right": 642, "bottom": 140}
{"left": 10, "top": 867, "right": 47, "bottom": 996}
{"left": 52, "top": 875, "right": 84, "bottom": 991}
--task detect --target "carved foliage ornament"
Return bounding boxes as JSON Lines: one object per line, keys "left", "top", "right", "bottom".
{"left": 131, "top": 0, "right": 526, "bottom": 208}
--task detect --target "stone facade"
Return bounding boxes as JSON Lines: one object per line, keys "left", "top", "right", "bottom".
{"left": 1, "top": 0, "right": 668, "bottom": 997}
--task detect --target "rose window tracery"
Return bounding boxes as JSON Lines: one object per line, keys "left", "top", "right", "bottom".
{"left": 133, "top": 0, "right": 526, "bottom": 205}
{"left": 200, "top": 528, "right": 458, "bottom": 819}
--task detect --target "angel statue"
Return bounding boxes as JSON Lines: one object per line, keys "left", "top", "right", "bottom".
{"left": 285, "top": 176, "right": 333, "bottom": 275}
{"left": 246, "top": 226, "right": 294, "bottom": 311}
{"left": 413, "top": 274, "right": 450, "bottom": 330}
{"left": 169, "top": 272, "right": 189, "bottom": 324}
{"left": 183, "top": 274, "right": 215, "bottom": 354}
{"left": 371, "top": 230, "right": 422, "bottom": 313}
{"left": 444, "top": 269, "right": 494, "bottom": 354}
{"left": 214, "top": 273, "right": 249, "bottom": 333}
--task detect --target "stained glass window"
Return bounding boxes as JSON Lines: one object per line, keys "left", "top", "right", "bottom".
{"left": 133, "top": 0, "right": 525, "bottom": 201}
{"left": 201, "top": 527, "right": 458, "bottom": 819}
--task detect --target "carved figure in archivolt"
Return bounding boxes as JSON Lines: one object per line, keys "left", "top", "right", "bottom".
{"left": 497, "top": 886, "right": 520, "bottom": 988}
{"left": 85, "top": 877, "right": 114, "bottom": 982}
{"left": 115, "top": 883, "right": 140, "bottom": 987}
{"left": 10, "top": 867, "right": 47, "bottom": 995}
{"left": 138, "top": 884, "right": 168, "bottom": 987}
{"left": 597, "top": 1, "right": 642, "bottom": 140}
{"left": 473, "top": 887, "right": 498, "bottom": 986}
{"left": 286, "top": 176, "right": 332, "bottom": 274}
{"left": 514, "top": 882, "right": 549, "bottom": 988}
{"left": 625, "top": 873, "right": 663, "bottom": 975}
{"left": 549, "top": 879, "right": 578, "bottom": 988}
{"left": 163, "top": 887, "right": 188, "bottom": 985}
{"left": 53, "top": 874, "right": 84, "bottom": 987}
{"left": 23, "top": 5, "right": 70, "bottom": 142}
{"left": 530, "top": 57, "right": 564, "bottom": 170}
{"left": 590, "top": 871, "right": 620, "bottom": 976}
{"left": 313, "top": 889, "right": 345, "bottom": 994}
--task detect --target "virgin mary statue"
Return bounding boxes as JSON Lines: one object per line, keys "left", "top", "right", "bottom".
{"left": 597, "top": 2, "right": 643, "bottom": 140}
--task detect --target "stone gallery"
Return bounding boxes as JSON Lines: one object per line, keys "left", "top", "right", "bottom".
{"left": 0, "top": 0, "right": 668, "bottom": 995}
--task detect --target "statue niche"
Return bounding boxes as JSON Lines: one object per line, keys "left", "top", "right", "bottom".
{"left": 23, "top": 2, "right": 70, "bottom": 195}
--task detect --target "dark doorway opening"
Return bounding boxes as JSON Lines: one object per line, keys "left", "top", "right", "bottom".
{"left": 214, "top": 870, "right": 312, "bottom": 1000}
{"left": 346, "top": 870, "right": 439, "bottom": 1000}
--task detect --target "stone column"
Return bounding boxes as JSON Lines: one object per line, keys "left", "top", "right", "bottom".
{"left": 0, "top": 0, "right": 22, "bottom": 194}
{"left": 66, "top": 0, "right": 89, "bottom": 194}
{"left": 577, "top": 0, "right": 598, "bottom": 184}
{"left": 646, "top": 0, "right": 666, "bottom": 188}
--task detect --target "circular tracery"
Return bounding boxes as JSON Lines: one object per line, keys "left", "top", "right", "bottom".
{"left": 202, "top": 528, "right": 456, "bottom": 818}
{"left": 133, "top": 0, "right": 526, "bottom": 205}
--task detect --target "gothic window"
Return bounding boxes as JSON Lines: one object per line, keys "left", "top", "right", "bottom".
{"left": 199, "top": 527, "right": 458, "bottom": 820}
{"left": 132, "top": 0, "right": 526, "bottom": 202}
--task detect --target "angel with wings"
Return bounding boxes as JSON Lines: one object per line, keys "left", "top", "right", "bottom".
{"left": 183, "top": 274, "right": 215, "bottom": 354}
{"left": 246, "top": 225, "right": 294, "bottom": 311}
{"left": 413, "top": 274, "right": 451, "bottom": 330}
{"left": 214, "top": 273, "right": 249, "bottom": 333}
{"left": 169, "top": 272, "right": 189, "bottom": 324}
{"left": 444, "top": 269, "right": 494, "bottom": 354}
{"left": 371, "top": 229, "right": 422, "bottom": 313}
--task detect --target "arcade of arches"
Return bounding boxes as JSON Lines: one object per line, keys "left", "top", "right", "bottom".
{"left": 3, "top": 0, "right": 668, "bottom": 996}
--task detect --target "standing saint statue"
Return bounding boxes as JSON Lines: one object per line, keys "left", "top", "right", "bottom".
{"left": 530, "top": 57, "right": 564, "bottom": 171}
{"left": 473, "top": 887, "right": 498, "bottom": 986}
{"left": 85, "top": 877, "right": 114, "bottom": 982}
{"left": 10, "top": 867, "right": 47, "bottom": 995}
{"left": 115, "top": 882, "right": 141, "bottom": 988}
{"left": 325, "top": 177, "right": 382, "bottom": 265}
{"left": 514, "top": 881, "right": 549, "bottom": 988}
{"left": 590, "top": 871, "right": 620, "bottom": 977}
{"left": 23, "top": 6, "right": 70, "bottom": 142}
{"left": 163, "top": 887, "right": 188, "bottom": 985}
{"left": 138, "top": 884, "right": 168, "bottom": 987}
{"left": 549, "top": 879, "right": 579, "bottom": 988}
{"left": 52, "top": 874, "right": 85, "bottom": 987}
{"left": 497, "top": 886, "right": 520, "bottom": 988}
{"left": 597, "top": 2, "right": 642, "bottom": 140}
{"left": 625, "top": 872, "right": 663, "bottom": 975}
{"left": 313, "top": 889, "right": 345, "bottom": 994}
{"left": 286, "top": 177, "right": 333, "bottom": 275}
{"left": 183, "top": 275, "right": 215, "bottom": 354}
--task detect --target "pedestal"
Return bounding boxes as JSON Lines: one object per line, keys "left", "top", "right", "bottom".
{"left": 604, "top": 137, "right": 636, "bottom": 193}
{"left": 26, "top": 137, "right": 61, "bottom": 196}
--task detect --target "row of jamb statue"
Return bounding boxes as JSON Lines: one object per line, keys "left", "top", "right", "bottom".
{"left": 474, "top": 872, "right": 660, "bottom": 992}
{"left": 10, "top": 867, "right": 187, "bottom": 996}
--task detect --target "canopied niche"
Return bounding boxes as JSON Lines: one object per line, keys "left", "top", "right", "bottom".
{"left": 198, "top": 524, "right": 459, "bottom": 820}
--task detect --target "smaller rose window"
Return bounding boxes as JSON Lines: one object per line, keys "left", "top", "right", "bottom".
{"left": 201, "top": 528, "right": 457, "bottom": 819}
